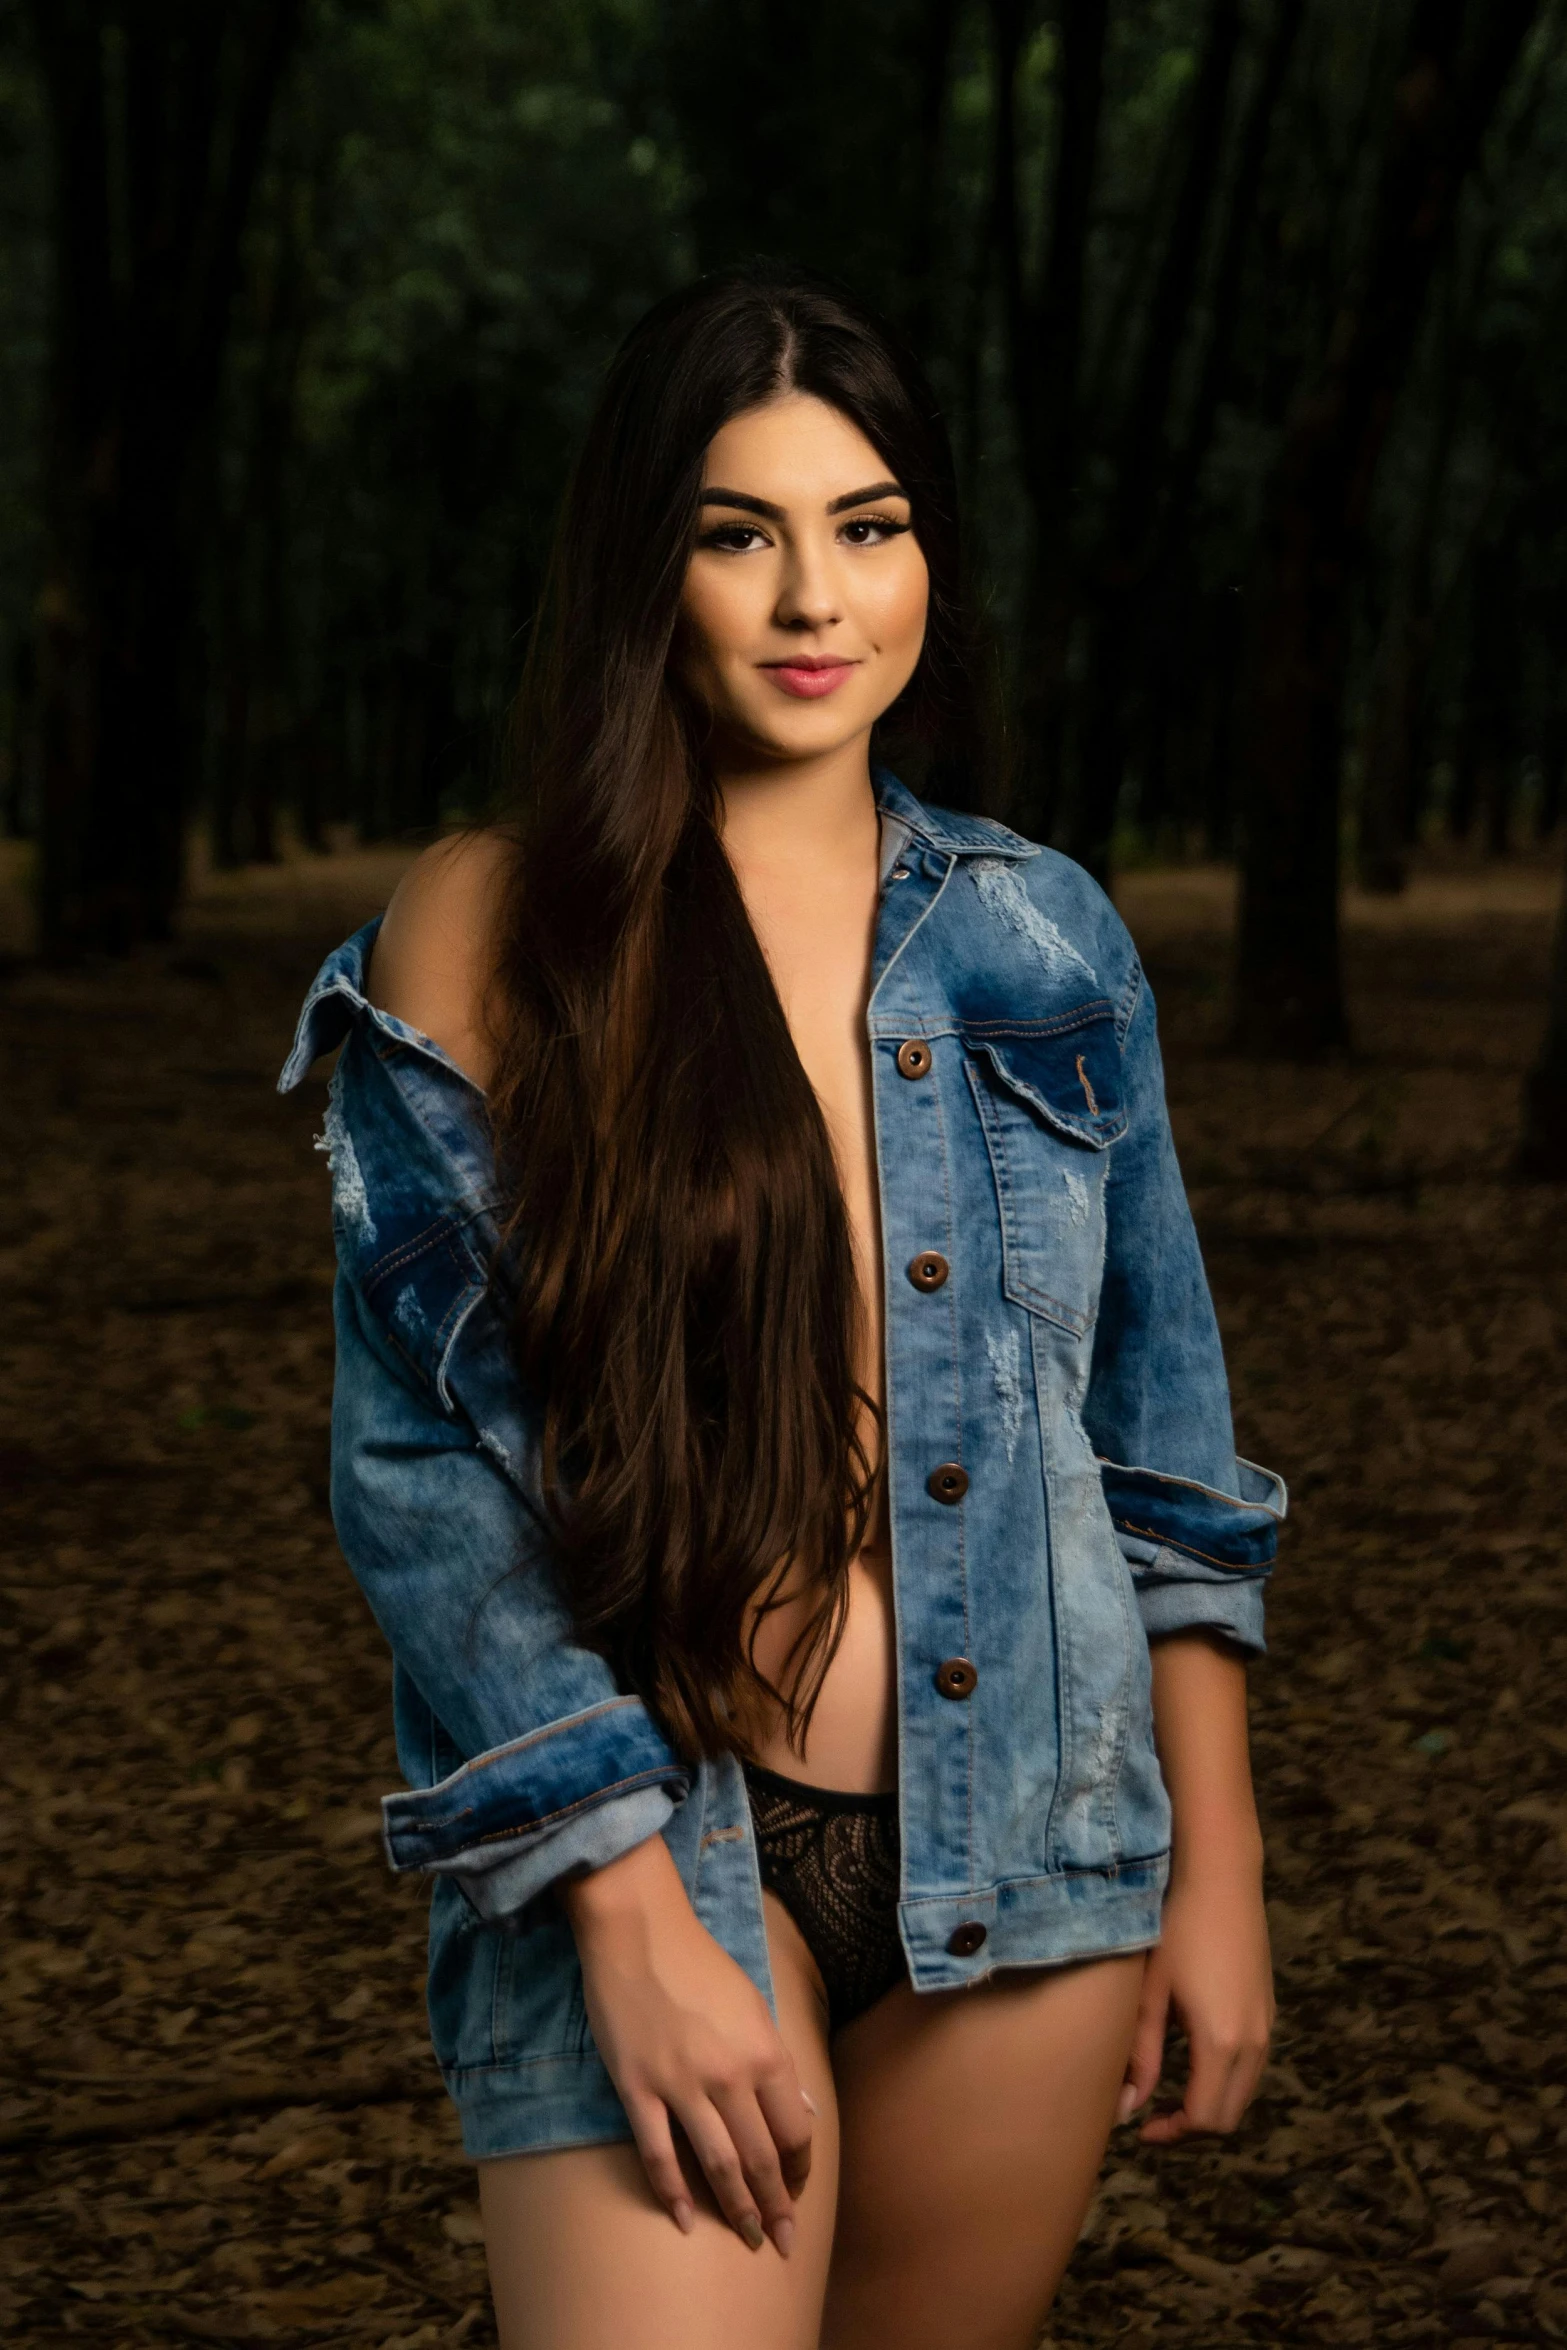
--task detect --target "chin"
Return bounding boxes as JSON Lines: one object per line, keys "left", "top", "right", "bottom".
{"left": 739, "top": 700, "right": 879, "bottom": 761}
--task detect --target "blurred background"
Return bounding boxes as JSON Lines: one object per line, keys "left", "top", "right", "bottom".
{"left": 2, "top": 5, "right": 1566, "bottom": 2347}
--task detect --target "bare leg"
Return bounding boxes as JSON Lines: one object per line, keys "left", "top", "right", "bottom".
{"left": 821, "top": 1952, "right": 1145, "bottom": 2350}
{"left": 479, "top": 1894, "right": 838, "bottom": 2350}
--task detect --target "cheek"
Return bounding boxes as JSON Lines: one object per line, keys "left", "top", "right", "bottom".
{"left": 867, "top": 552, "right": 930, "bottom": 658}
{"left": 680, "top": 563, "right": 768, "bottom": 665}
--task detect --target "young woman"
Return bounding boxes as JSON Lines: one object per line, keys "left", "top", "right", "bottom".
{"left": 281, "top": 268, "right": 1283, "bottom": 2350}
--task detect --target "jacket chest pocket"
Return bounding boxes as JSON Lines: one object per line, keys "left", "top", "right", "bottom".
{"left": 963, "top": 1001, "right": 1126, "bottom": 1338}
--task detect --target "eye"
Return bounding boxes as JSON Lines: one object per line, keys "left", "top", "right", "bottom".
{"left": 698, "top": 521, "right": 771, "bottom": 554}
{"left": 838, "top": 513, "right": 912, "bottom": 547}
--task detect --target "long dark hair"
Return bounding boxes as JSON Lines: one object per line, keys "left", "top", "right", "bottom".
{"left": 489, "top": 265, "right": 973, "bottom": 1761}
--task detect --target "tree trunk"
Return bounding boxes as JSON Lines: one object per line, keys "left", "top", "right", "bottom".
{"left": 1358, "top": 598, "right": 1435, "bottom": 891}
{"left": 1066, "top": 0, "right": 1243, "bottom": 881}
{"left": 1460, "top": 527, "right": 1522, "bottom": 856}
{"left": 1514, "top": 827, "right": 1567, "bottom": 1178}
{"left": 1357, "top": 270, "right": 1463, "bottom": 892}
{"left": 991, "top": 0, "right": 1109, "bottom": 837}
{"left": 4, "top": 635, "right": 40, "bottom": 839}
{"left": 1539, "top": 699, "right": 1566, "bottom": 839}
{"left": 903, "top": 0, "right": 962, "bottom": 357}
{"left": 1162, "top": 0, "right": 1306, "bottom": 551}
{"left": 1233, "top": 0, "right": 1541, "bottom": 1057}
{"left": 27, "top": 0, "right": 300, "bottom": 956}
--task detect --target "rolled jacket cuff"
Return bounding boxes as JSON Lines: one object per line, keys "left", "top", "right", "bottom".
{"left": 442, "top": 1784, "right": 678, "bottom": 1921}
{"left": 1135, "top": 1568, "right": 1268, "bottom": 1656}
{"left": 1100, "top": 1453, "right": 1286, "bottom": 1572}
{"left": 382, "top": 1694, "right": 690, "bottom": 1875}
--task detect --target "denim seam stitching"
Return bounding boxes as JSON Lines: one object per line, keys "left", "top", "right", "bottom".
{"left": 965, "top": 1060, "right": 1093, "bottom": 1335}
{"left": 966, "top": 1041, "right": 1128, "bottom": 1152}
{"left": 1098, "top": 1455, "right": 1287, "bottom": 1515}
{"left": 961, "top": 1000, "right": 1115, "bottom": 1039}
{"left": 1112, "top": 1519, "right": 1269, "bottom": 1573}
{"left": 896, "top": 1854, "right": 1169, "bottom": 1907}
{"left": 364, "top": 1213, "right": 468, "bottom": 1291}
{"left": 1031, "top": 1313, "right": 1068, "bottom": 1867}
{"left": 1114, "top": 958, "right": 1144, "bottom": 1049}
{"left": 1099, "top": 1487, "right": 1136, "bottom": 1864}
{"left": 391, "top": 1693, "right": 652, "bottom": 1785}
{"left": 867, "top": 845, "right": 957, "bottom": 1007}
{"left": 929, "top": 1048, "right": 973, "bottom": 1878}
{"left": 395, "top": 1763, "right": 685, "bottom": 1853}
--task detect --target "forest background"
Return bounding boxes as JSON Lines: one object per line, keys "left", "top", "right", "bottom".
{"left": 2, "top": 0, "right": 1567, "bottom": 1125}
{"left": 3, "top": 11, "right": 1567, "bottom": 2343}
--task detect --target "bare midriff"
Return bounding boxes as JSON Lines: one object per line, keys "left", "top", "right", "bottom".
{"left": 740, "top": 821, "right": 895, "bottom": 1797}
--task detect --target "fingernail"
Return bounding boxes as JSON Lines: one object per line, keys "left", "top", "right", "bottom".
{"left": 773, "top": 2215, "right": 795, "bottom": 2259}
{"left": 1116, "top": 2087, "right": 1138, "bottom": 2122}
{"left": 739, "top": 2215, "right": 765, "bottom": 2252}
{"left": 672, "top": 2198, "right": 694, "bottom": 2235}
{"left": 801, "top": 2090, "right": 818, "bottom": 2116}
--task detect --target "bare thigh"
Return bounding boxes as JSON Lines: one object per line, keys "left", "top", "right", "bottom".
{"left": 821, "top": 1951, "right": 1146, "bottom": 2350}
{"left": 478, "top": 1895, "right": 837, "bottom": 2350}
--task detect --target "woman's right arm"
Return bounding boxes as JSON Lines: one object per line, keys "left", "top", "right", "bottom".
{"left": 332, "top": 1283, "right": 811, "bottom": 2253}
{"left": 561, "top": 1838, "right": 813, "bottom": 2255}
{"left": 307, "top": 843, "right": 811, "bottom": 2247}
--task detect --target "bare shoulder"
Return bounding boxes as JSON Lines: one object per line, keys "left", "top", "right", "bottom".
{"left": 367, "top": 828, "right": 514, "bottom": 1089}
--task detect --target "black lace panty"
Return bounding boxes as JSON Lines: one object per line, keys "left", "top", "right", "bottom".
{"left": 742, "top": 1762, "right": 906, "bottom": 2033}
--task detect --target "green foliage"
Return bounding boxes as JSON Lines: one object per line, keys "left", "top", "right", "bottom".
{"left": 213, "top": 0, "right": 690, "bottom": 839}
{"left": 1, "top": 0, "right": 1565, "bottom": 861}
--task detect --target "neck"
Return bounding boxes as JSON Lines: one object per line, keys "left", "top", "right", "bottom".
{"left": 716, "top": 734, "right": 880, "bottom": 878}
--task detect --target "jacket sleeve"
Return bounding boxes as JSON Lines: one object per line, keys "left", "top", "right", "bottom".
{"left": 1081, "top": 962, "right": 1285, "bottom": 1653}
{"left": 332, "top": 1274, "right": 690, "bottom": 1919}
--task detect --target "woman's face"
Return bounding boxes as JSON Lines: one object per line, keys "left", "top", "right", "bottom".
{"left": 676, "top": 392, "right": 930, "bottom": 766}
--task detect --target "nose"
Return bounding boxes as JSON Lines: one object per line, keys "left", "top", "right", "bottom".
{"left": 774, "top": 534, "right": 841, "bottom": 632}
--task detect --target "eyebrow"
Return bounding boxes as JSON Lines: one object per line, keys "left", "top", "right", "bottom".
{"left": 699, "top": 479, "right": 908, "bottom": 520}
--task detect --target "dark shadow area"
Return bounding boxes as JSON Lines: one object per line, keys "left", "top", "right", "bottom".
{"left": 0, "top": 848, "right": 1562, "bottom": 2346}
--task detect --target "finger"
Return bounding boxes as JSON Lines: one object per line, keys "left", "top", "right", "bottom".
{"left": 755, "top": 2058, "right": 814, "bottom": 2200}
{"left": 1140, "top": 2031, "right": 1255, "bottom": 2144}
{"left": 625, "top": 2094, "right": 695, "bottom": 2234}
{"left": 1116, "top": 1968, "right": 1171, "bottom": 2123}
{"left": 712, "top": 2082, "right": 797, "bottom": 2255}
{"left": 1185, "top": 2034, "right": 1235, "bottom": 2132}
{"left": 1215, "top": 2032, "right": 1270, "bottom": 2133}
{"left": 676, "top": 2097, "right": 768, "bottom": 2251}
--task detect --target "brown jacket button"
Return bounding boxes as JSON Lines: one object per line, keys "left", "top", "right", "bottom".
{"left": 896, "top": 1038, "right": 933, "bottom": 1079}
{"left": 926, "top": 1462, "right": 969, "bottom": 1505}
{"left": 947, "top": 1922, "right": 988, "bottom": 1957}
{"left": 907, "top": 1250, "right": 949, "bottom": 1292}
{"left": 934, "top": 1657, "right": 978, "bottom": 1700}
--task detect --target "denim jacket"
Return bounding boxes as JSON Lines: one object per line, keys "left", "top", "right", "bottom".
{"left": 280, "top": 775, "right": 1283, "bottom": 2158}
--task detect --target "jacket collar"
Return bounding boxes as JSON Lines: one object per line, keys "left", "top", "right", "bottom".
{"left": 279, "top": 778, "right": 1037, "bottom": 1095}
{"left": 278, "top": 916, "right": 480, "bottom": 1097}
{"left": 874, "top": 770, "right": 1037, "bottom": 861}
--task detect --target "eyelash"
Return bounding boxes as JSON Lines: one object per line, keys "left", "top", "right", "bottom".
{"left": 698, "top": 513, "right": 911, "bottom": 554}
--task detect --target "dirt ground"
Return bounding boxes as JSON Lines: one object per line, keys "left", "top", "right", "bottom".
{"left": 1, "top": 840, "right": 1564, "bottom": 2348}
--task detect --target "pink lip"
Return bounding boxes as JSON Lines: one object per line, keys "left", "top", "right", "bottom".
{"left": 759, "top": 657, "right": 857, "bottom": 700}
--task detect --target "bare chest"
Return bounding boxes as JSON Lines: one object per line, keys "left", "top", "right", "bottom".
{"left": 750, "top": 879, "right": 883, "bottom": 1401}
{"left": 734, "top": 838, "right": 892, "bottom": 1787}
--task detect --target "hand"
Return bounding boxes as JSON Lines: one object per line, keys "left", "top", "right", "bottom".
{"left": 560, "top": 1833, "right": 812, "bottom": 2252}
{"left": 1117, "top": 1842, "right": 1274, "bottom": 2143}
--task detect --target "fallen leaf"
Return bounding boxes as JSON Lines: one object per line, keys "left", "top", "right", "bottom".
{"left": 1242, "top": 2244, "right": 1334, "bottom": 2282}
{"left": 244, "top": 2274, "right": 386, "bottom": 2316}
{"left": 1437, "top": 2233, "right": 1513, "bottom": 2294}
{"left": 1499, "top": 1796, "right": 1567, "bottom": 1832}
{"left": 257, "top": 2123, "right": 347, "bottom": 2178}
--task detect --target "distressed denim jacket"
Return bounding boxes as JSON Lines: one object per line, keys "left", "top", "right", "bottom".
{"left": 280, "top": 775, "right": 1284, "bottom": 2159}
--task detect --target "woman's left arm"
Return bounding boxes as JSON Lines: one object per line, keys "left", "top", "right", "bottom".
{"left": 1119, "top": 1631, "right": 1274, "bottom": 2137}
